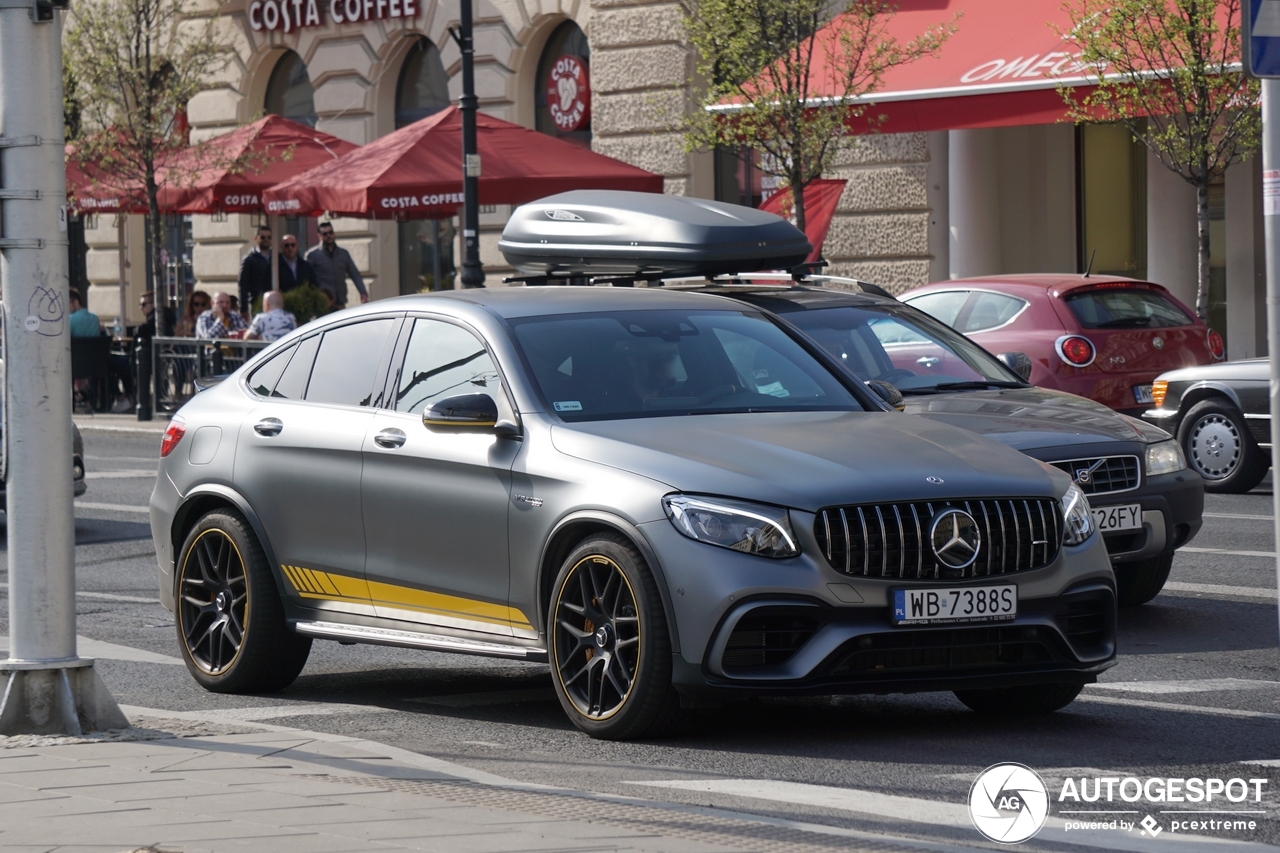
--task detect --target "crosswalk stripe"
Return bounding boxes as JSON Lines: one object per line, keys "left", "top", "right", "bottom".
{"left": 1164, "top": 581, "right": 1277, "bottom": 600}
{"left": 74, "top": 501, "right": 150, "bottom": 514}
{"left": 1179, "top": 547, "right": 1277, "bottom": 558}
{"left": 1091, "top": 679, "right": 1280, "bottom": 695}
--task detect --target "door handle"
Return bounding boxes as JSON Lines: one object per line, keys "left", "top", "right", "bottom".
{"left": 374, "top": 428, "right": 407, "bottom": 449}
{"left": 254, "top": 417, "right": 283, "bottom": 437}
{"left": 916, "top": 356, "right": 941, "bottom": 368}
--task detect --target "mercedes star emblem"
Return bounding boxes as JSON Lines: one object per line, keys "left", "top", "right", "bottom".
{"left": 931, "top": 508, "right": 982, "bottom": 570}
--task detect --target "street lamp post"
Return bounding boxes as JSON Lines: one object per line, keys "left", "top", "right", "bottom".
{"left": 455, "top": 0, "right": 484, "bottom": 288}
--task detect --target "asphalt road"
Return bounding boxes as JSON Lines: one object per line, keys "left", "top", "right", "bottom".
{"left": 3, "top": 426, "right": 1280, "bottom": 853}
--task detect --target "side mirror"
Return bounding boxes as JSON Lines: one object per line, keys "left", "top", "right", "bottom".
{"left": 996, "top": 352, "right": 1033, "bottom": 382}
{"left": 423, "top": 394, "right": 500, "bottom": 432}
{"left": 866, "top": 379, "right": 905, "bottom": 412}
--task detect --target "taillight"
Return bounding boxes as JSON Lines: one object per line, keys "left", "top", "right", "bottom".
{"left": 160, "top": 418, "right": 186, "bottom": 458}
{"left": 1151, "top": 380, "right": 1167, "bottom": 408}
{"left": 1055, "top": 335, "right": 1096, "bottom": 367}
{"left": 1206, "top": 328, "right": 1225, "bottom": 360}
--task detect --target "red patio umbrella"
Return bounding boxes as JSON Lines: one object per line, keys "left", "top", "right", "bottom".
{"left": 262, "top": 106, "right": 663, "bottom": 219}
{"left": 158, "top": 114, "right": 359, "bottom": 213}
{"left": 65, "top": 143, "right": 148, "bottom": 215}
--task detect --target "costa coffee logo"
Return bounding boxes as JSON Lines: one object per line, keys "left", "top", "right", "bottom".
{"left": 546, "top": 55, "right": 590, "bottom": 133}
{"left": 222, "top": 193, "right": 261, "bottom": 207}
{"left": 248, "top": 0, "right": 419, "bottom": 34}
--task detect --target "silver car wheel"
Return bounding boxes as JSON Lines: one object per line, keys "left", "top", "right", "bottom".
{"left": 552, "top": 555, "right": 641, "bottom": 720}
{"left": 1187, "top": 413, "right": 1242, "bottom": 480}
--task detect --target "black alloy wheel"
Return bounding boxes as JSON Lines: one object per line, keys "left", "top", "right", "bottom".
{"left": 549, "top": 533, "right": 682, "bottom": 739}
{"left": 176, "top": 509, "right": 311, "bottom": 693}
{"left": 1178, "top": 400, "right": 1268, "bottom": 494}
{"left": 1114, "top": 552, "right": 1174, "bottom": 607}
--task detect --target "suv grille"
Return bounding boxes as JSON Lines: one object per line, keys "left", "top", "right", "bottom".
{"left": 814, "top": 499, "right": 1061, "bottom": 580}
{"left": 1051, "top": 456, "right": 1139, "bottom": 494}
{"left": 828, "top": 626, "right": 1061, "bottom": 675}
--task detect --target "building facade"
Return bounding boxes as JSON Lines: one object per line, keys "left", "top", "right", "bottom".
{"left": 78, "top": 0, "right": 1264, "bottom": 362}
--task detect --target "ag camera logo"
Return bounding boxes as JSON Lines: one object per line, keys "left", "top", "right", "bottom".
{"left": 969, "top": 763, "right": 1050, "bottom": 843}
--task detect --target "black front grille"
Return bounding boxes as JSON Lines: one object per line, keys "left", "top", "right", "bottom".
{"left": 1051, "top": 456, "right": 1139, "bottom": 494}
{"left": 1052, "top": 594, "right": 1112, "bottom": 653}
{"left": 814, "top": 499, "right": 1061, "bottom": 580}
{"left": 828, "top": 626, "right": 1060, "bottom": 675}
{"left": 722, "top": 610, "right": 819, "bottom": 672}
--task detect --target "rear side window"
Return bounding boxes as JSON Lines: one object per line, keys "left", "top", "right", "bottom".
{"left": 271, "top": 335, "right": 320, "bottom": 400}
{"left": 1065, "top": 288, "right": 1193, "bottom": 329}
{"left": 306, "top": 319, "right": 396, "bottom": 406}
{"left": 246, "top": 345, "right": 293, "bottom": 397}
{"left": 904, "top": 290, "right": 968, "bottom": 326}
{"left": 960, "top": 292, "right": 1026, "bottom": 332}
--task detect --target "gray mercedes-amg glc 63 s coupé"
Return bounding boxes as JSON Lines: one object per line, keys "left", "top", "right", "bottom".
{"left": 151, "top": 196, "right": 1115, "bottom": 740}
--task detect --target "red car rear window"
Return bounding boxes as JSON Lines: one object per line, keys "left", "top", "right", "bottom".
{"left": 1064, "top": 288, "right": 1193, "bottom": 329}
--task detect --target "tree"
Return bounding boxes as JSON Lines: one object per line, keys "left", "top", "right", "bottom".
{"left": 63, "top": 0, "right": 230, "bottom": 335}
{"left": 1060, "top": 0, "right": 1260, "bottom": 319}
{"left": 682, "top": 0, "right": 955, "bottom": 234}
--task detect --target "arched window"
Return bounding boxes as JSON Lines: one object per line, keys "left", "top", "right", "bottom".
{"left": 265, "top": 51, "right": 316, "bottom": 128}
{"left": 395, "top": 38, "right": 450, "bottom": 128}
{"left": 396, "top": 38, "right": 455, "bottom": 293}
{"left": 535, "top": 21, "right": 590, "bottom": 148}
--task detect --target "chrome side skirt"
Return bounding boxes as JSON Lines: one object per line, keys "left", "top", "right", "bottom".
{"left": 294, "top": 620, "right": 547, "bottom": 661}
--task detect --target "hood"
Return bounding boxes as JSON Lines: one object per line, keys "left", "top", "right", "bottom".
{"left": 551, "top": 411, "right": 1063, "bottom": 513}
{"left": 903, "top": 386, "right": 1167, "bottom": 451}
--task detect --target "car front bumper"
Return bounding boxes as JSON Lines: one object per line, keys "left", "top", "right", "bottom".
{"left": 638, "top": 517, "right": 1116, "bottom": 699}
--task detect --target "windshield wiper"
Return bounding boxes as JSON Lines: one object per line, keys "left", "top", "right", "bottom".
{"left": 901, "top": 380, "right": 1027, "bottom": 395}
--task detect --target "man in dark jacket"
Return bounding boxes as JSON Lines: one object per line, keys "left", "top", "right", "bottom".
{"left": 306, "top": 221, "right": 368, "bottom": 308}
{"left": 278, "top": 234, "right": 317, "bottom": 293}
{"left": 238, "top": 225, "right": 273, "bottom": 313}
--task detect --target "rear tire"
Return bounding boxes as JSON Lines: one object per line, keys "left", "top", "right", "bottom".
{"left": 1115, "top": 552, "right": 1174, "bottom": 607}
{"left": 1179, "top": 400, "right": 1268, "bottom": 494}
{"left": 548, "top": 533, "right": 683, "bottom": 740}
{"left": 175, "top": 509, "right": 311, "bottom": 693}
{"left": 954, "top": 682, "right": 1082, "bottom": 715}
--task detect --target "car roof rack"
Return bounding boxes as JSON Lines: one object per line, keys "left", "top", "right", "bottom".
{"left": 498, "top": 190, "right": 812, "bottom": 280}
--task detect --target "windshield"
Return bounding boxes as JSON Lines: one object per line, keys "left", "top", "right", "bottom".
{"left": 510, "top": 309, "right": 865, "bottom": 421}
{"left": 1065, "top": 287, "right": 1193, "bottom": 329}
{"left": 780, "top": 304, "right": 1024, "bottom": 393}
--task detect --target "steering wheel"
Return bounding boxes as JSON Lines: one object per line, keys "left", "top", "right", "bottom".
{"left": 879, "top": 369, "right": 915, "bottom": 384}
{"left": 695, "top": 384, "right": 740, "bottom": 406}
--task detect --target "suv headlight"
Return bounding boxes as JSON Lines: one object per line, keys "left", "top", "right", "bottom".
{"left": 663, "top": 495, "right": 799, "bottom": 558}
{"left": 1061, "top": 483, "right": 1094, "bottom": 546}
{"left": 1145, "top": 439, "right": 1186, "bottom": 476}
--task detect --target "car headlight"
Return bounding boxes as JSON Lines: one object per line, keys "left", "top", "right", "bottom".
{"left": 1145, "top": 439, "right": 1186, "bottom": 476}
{"left": 662, "top": 494, "right": 799, "bottom": 558}
{"left": 1061, "top": 483, "right": 1094, "bottom": 546}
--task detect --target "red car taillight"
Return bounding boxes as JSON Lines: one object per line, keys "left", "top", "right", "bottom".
{"left": 1207, "top": 328, "right": 1225, "bottom": 360}
{"left": 1055, "top": 334, "right": 1096, "bottom": 367}
{"left": 160, "top": 418, "right": 186, "bottom": 458}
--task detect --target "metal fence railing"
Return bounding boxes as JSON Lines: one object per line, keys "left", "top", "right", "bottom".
{"left": 151, "top": 337, "right": 270, "bottom": 416}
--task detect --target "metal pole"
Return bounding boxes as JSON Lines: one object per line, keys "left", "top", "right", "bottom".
{"left": 0, "top": 1, "right": 125, "bottom": 733}
{"left": 458, "top": 0, "right": 484, "bottom": 288}
{"left": 1265, "top": 79, "right": 1280, "bottom": 658}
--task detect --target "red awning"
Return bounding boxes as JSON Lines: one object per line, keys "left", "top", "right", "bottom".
{"left": 723, "top": 0, "right": 1091, "bottom": 134}
{"left": 758, "top": 179, "right": 846, "bottom": 263}
{"left": 158, "top": 115, "right": 359, "bottom": 214}
{"left": 263, "top": 106, "right": 664, "bottom": 219}
{"left": 65, "top": 141, "right": 149, "bottom": 215}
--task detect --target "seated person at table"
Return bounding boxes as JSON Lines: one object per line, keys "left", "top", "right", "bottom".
{"left": 174, "top": 291, "right": 209, "bottom": 337}
{"left": 246, "top": 290, "right": 297, "bottom": 342}
{"left": 195, "top": 292, "right": 248, "bottom": 340}
{"left": 68, "top": 288, "right": 101, "bottom": 337}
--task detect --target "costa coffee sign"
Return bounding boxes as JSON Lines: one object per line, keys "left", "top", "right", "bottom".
{"left": 546, "top": 55, "right": 589, "bottom": 133}
{"left": 248, "top": 0, "right": 419, "bottom": 34}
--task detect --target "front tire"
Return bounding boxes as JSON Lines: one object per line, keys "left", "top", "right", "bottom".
{"left": 175, "top": 509, "right": 311, "bottom": 693}
{"left": 1179, "top": 400, "right": 1268, "bottom": 494}
{"left": 1115, "top": 552, "right": 1174, "bottom": 607}
{"left": 954, "top": 682, "right": 1083, "bottom": 715}
{"left": 548, "top": 533, "right": 681, "bottom": 740}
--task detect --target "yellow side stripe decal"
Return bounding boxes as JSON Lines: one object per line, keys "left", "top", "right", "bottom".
{"left": 279, "top": 565, "right": 532, "bottom": 631}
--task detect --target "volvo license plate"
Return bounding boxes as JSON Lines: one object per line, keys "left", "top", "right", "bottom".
{"left": 892, "top": 585, "right": 1017, "bottom": 625}
{"left": 1093, "top": 503, "right": 1142, "bottom": 532}
{"left": 1133, "top": 385, "right": 1154, "bottom": 404}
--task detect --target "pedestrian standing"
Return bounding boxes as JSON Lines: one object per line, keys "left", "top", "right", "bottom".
{"left": 238, "top": 225, "right": 273, "bottom": 314}
{"left": 278, "top": 235, "right": 317, "bottom": 293}
{"left": 306, "top": 221, "right": 369, "bottom": 308}
{"left": 246, "top": 290, "right": 297, "bottom": 342}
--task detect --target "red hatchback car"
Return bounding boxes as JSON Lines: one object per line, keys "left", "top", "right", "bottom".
{"left": 900, "top": 275, "right": 1223, "bottom": 414}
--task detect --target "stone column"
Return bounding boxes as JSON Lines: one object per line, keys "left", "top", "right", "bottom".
{"left": 947, "top": 128, "right": 1001, "bottom": 279}
{"left": 1225, "top": 156, "right": 1266, "bottom": 358}
{"left": 1146, "top": 148, "right": 1198, "bottom": 308}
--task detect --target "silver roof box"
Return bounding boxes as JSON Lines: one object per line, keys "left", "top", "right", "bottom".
{"left": 498, "top": 190, "right": 812, "bottom": 281}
